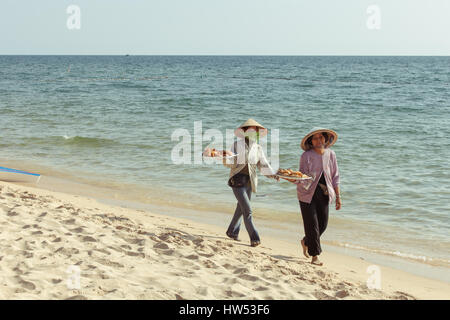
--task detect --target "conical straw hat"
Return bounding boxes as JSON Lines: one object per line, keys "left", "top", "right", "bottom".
{"left": 234, "top": 118, "right": 268, "bottom": 138}
{"left": 300, "top": 127, "right": 338, "bottom": 151}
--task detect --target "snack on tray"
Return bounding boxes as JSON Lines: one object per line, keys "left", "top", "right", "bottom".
{"left": 203, "top": 148, "right": 233, "bottom": 157}
{"left": 276, "top": 168, "right": 310, "bottom": 179}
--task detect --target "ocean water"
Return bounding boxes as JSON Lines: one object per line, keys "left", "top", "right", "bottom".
{"left": 0, "top": 55, "right": 449, "bottom": 268}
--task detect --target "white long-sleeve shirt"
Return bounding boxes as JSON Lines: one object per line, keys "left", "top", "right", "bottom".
{"left": 222, "top": 139, "right": 276, "bottom": 193}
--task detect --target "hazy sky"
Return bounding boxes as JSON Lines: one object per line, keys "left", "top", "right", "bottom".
{"left": 1, "top": 0, "right": 449, "bottom": 55}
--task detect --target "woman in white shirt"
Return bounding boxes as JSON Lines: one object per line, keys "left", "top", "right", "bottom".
{"left": 222, "top": 119, "right": 278, "bottom": 247}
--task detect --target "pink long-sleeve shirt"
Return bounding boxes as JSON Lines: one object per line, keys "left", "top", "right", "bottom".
{"left": 296, "top": 148, "right": 340, "bottom": 204}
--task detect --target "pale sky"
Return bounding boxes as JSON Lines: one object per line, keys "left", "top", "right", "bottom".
{"left": 1, "top": 0, "right": 449, "bottom": 55}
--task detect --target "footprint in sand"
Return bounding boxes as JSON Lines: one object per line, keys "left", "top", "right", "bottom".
{"left": 66, "top": 295, "right": 88, "bottom": 300}
{"left": 81, "top": 236, "right": 97, "bottom": 242}
{"left": 238, "top": 274, "right": 260, "bottom": 282}
{"left": 225, "top": 290, "right": 245, "bottom": 298}
{"left": 221, "top": 263, "right": 235, "bottom": 271}
{"left": 21, "top": 251, "right": 33, "bottom": 258}
{"left": 192, "top": 238, "right": 204, "bottom": 245}
{"left": 335, "top": 290, "right": 350, "bottom": 298}
{"left": 157, "top": 233, "right": 173, "bottom": 242}
{"left": 15, "top": 276, "right": 36, "bottom": 291}
{"left": 202, "top": 260, "right": 218, "bottom": 269}
{"left": 107, "top": 246, "right": 124, "bottom": 253}
{"left": 153, "top": 242, "right": 170, "bottom": 250}
{"left": 208, "top": 245, "right": 220, "bottom": 253}
{"left": 254, "top": 286, "right": 269, "bottom": 291}
{"left": 20, "top": 193, "right": 37, "bottom": 200}
{"left": 55, "top": 247, "right": 80, "bottom": 256}
{"left": 161, "top": 249, "right": 176, "bottom": 256}
{"left": 316, "top": 270, "right": 327, "bottom": 279}
{"left": 125, "top": 251, "right": 145, "bottom": 258}
{"left": 7, "top": 211, "right": 19, "bottom": 217}
{"left": 320, "top": 283, "right": 332, "bottom": 290}
{"left": 313, "top": 291, "right": 336, "bottom": 300}
{"left": 70, "top": 227, "right": 84, "bottom": 233}
{"left": 63, "top": 218, "right": 76, "bottom": 225}
{"left": 95, "top": 258, "right": 124, "bottom": 268}
{"left": 233, "top": 267, "right": 250, "bottom": 274}
{"left": 124, "top": 238, "right": 145, "bottom": 246}
{"left": 393, "top": 291, "right": 416, "bottom": 300}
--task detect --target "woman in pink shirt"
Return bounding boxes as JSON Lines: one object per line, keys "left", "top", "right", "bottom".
{"left": 290, "top": 128, "right": 342, "bottom": 266}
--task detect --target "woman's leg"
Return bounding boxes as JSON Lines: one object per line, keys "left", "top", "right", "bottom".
{"left": 311, "top": 193, "right": 328, "bottom": 266}
{"left": 226, "top": 190, "right": 244, "bottom": 238}
{"left": 316, "top": 191, "right": 330, "bottom": 236}
{"left": 299, "top": 200, "right": 321, "bottom": 257}
{"left": 235, "top": 183, "right": 260, "bottom": 242}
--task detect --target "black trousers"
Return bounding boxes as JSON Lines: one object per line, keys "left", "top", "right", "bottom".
{"left": 299, "top": 185, "right": 329, "bottom": 257}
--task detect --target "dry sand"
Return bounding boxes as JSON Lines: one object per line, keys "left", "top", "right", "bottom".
{"left": 0, "top": 180, "right": 448, "bottom": 300}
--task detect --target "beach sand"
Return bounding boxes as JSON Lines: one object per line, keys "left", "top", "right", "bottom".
{"left": 0, "top": 180, "right": 448, "bottom": 300}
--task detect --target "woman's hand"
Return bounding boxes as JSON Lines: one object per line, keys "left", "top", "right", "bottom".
{"left": 334, "top": 186, "right": 341, "bottom": 210}
{"left": 335, "top": 197, "right": 342, "bottom": 210}
{"left": 267, "top": 175, "right": 280, "bottom": 181}
{"left": 278, "top": 177, "right": 299, "bottom": 184}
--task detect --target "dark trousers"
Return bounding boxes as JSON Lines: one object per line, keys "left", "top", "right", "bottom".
{"left": 226, "top": 182, "right": 260, "bottom": 242}
{"left": 299, "top": 185, "right": 329, "bottom": 256}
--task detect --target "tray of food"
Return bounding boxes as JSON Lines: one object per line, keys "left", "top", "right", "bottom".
{"left": 202, "top": 148, "right": 238, "bottom": 159}
{"left": 276, "top": 168, "right": 312, "bottom": 180}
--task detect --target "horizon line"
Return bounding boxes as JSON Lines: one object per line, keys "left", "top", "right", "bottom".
{"left": 1, "top": 54, "right": 449, "bottom": 57}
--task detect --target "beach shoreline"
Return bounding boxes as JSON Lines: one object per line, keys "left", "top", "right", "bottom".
{"left": 4, "top": 158, "right": 449, "bottom": 282}
{"left": 1, "top": 178, "right": 448, "bottom": 299}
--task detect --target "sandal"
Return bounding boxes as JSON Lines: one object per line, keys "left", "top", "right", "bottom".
{"left": 250, "top": 240, "right": 261, "bottom": 247}
{"left": 226, "top": 232, "right": 240, "bottom": 241}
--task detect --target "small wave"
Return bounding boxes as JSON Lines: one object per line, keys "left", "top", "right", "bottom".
{"left": 328, "top": 241, "right": 450, "bottom": 268}
{"left": 265, "top": 76, "right": 296, "bottom": 81}
{"left": 293, "top": 83, "right": 315, "bottom": 88}
{"left": 59, "top": 135, "right": 116, "bottom": 147}
{"left": 19, "top": 135, "right": 155, "bottom": 150}
{"left": 38, "top": 76, "right": 168, "bottom": 83}
{"left": 20, "top": 135, "right": 117, "bottom": 148}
